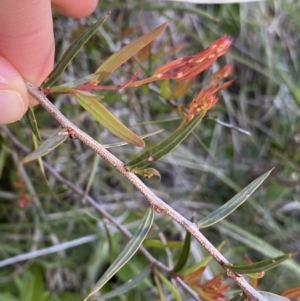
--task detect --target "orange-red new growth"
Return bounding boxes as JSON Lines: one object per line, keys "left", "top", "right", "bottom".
{"left": 187, "top": 63, "right": 233, "bottom": 120}
{"left": 208, "top": 64, "right": 232, "bottom": 88}
{"left": 196, "top": 273, "right": 229, "bottom": 300}
{"left": 281, "top": 286, "right": 300, "bottom": 301}
{"left": 154, "top": 36, "right": 232, "bottom": 81}
{"left": 182, "top": 266, "right": 229, "bottom": 300}
{"left": 188, "top": 90, "right": 218, "bottom": 120}
{"left": 72, "top": 36, "right": 232, "bottom": 94}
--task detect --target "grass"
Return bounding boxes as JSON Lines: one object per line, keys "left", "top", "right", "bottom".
{"left": 0, "top": 1, "right": 300, "bottom": 300}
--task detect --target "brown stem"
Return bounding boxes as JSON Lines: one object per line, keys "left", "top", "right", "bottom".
{"left": 25, "top": 80, "right": 267, "bottom": 301}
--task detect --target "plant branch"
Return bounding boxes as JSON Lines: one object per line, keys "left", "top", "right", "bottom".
{"left": 1, "top": 125, "right": 201, "bottom": 301}
{"left": 44, "top": 162, "right": 203, "bottom": 301}
{"left": 25, "top": 81, "right": 267, "bottom": 301}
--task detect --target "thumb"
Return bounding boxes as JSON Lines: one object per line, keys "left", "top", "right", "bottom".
{"left": 0, "top": 0, "right": 54, "bottom": 125}
{"left": 0, "top": 56, "right": 28, "bottom": 124}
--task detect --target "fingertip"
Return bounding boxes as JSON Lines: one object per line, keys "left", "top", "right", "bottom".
{"left": 0, "top": 90, "right": 28, "bottom": 124}
{"left": 0, "top": 0, "right": 55, "bottom": 105}
{"left": 52, "top": 0, "right": 98, "bottom": 18}
{"left": 0, "top": 56, "right": 29, "bottom": 124}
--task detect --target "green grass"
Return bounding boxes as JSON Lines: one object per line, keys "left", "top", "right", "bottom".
{"left": 1, "top": 1, "right": 300, "bottom": 300}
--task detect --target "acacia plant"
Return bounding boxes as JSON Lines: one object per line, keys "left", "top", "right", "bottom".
{"left": 2, "top": 14, "right": 294, "bottom": 301}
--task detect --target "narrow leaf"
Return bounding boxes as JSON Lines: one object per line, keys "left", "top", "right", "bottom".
{"left": 173, "top": 230, "right": 191, "bottom": 272}
{"left": 42, "top": 13, "right": 109, "bottom": 88}
{"left": 220, "top": 219, "right": 300, "bottom": 274}
{"left": 276, "top": 70, "right": 300, "bottom": 106}
{"left": 49, "top": 86, "right": 104, "bottom": 99}
{"left": 182, "top": 266, "right": 206, "bottom": 284}
{"left": 153, "top": 273, "right": 165, "bottom": 301}
{"left": 31, "top": 132, "right": 46, "bottom": 178}
{"left": 22, "top": 129, "right": 68, "bottom": 163}
{"left": 157, "top": 271, "right": 182, "bottom": 301}
{"left": 143, "top": 240, "right": 183, "bottom": 249}
{"left": 198, "top": 169, "right": 273, "bottom": 228}
{"left": 102, "top": 129, "right": 164, "bottom": 149}
{"left": 76, "top": 93, "right": 144, "bottom": 147}
{"left": 0, "top": 148, "right": 7, "bottom": 178}
{"left": 85, "top": 207, "right": 154, "bottom": 300}
{"left": 182, "top": 241, "right": 225, "bottom": 276}
{"left": 95, "top": 266, "right": 150, "bottom": 300}
{"left": 93, "top": 22, "right": 169, "bottom": 83}
{"left": 25, "top": 107, "right": 41, "bottom": 141}
{"left": 126, "top": 110, "right": 206, "bottom": 170}
{"left": 224, "top": 253, "right": 293, "bottom": 274}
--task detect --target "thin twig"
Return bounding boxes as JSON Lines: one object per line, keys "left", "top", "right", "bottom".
{"left": 0, "top": 235, "right": 97, "bottom": 268}
{"left": 25, "top": 81, "right": 267, "bottom": 301}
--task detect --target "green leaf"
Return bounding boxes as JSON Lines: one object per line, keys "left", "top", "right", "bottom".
{"left": 0, "top": 147, "right": 8, "bottom": 178}
{"left": 181, "top": 241, "right": 225, "bottom": 276}
{"left": 173, "top": 230, "right": 191, "bottom": 272}
{"left": 276, "top": 69, "right": 300, "bottom": 106}
{"left": 156, "top": 271, "right": 182, "bottom": 301}
{"left": 16, "top": 265, "right": 49, "bottom": 301}
{"left": 31, "top": 131, "right": 46, "bottom": 177}
{"left": 153, "top": 272, "right": 165, "bottom": 301}
{"left": 76, "top": 93, "right": 145, "bottom": 147}
{"left": 198, "top": 169, "right": 273, "bottom": 228}
{"left": 85, "top": 207, "right": 154, "bottom": 300}
{"left": 103, "top": 221, "right": 114, "bottom": 263}
{"left": 94, "top": 267, "right": 151, "bottom": 300}
{"left": 126, "top": 110, "right": 206, "bottom": 170}
{"left": 220, "top": 219, "right": 300, "bottom": 274}
{"left": 22, "top": 129, "right": 68, "bottom": 163}
{"left": 143, "top": 239, "right": 183, "bottom": 249}
{"left": 25, "top": 107, "right": 41, "bottom": 141}
{"left": 42, "top": 13, "right": 109, "bottom": 88}
{"left": 0, "top": 293, "right": 21, "bottom": 301}
{"left": 102, "top": 129, "right": 164, "bottom": 149}
{"left": 224, "top": 253, "right": 293, "bottom": 274}
{"left": 49, "top": 86, "right": 105, "bottom": 99}
{"left": 160, "top": 80, "right": 171, "bottom": 99}
{"left": 93, "top": 22, "right": 169, "bottom": 83}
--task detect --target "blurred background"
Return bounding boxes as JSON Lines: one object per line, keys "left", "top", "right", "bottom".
{"left": 1, "top": 1, "right": 300, "bottom": 300}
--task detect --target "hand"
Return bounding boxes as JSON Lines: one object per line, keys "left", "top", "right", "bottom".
{"left": 0, "top": 0, "right": 98, "bottom": 124}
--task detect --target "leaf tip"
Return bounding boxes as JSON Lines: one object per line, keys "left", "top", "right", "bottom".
{"left": 136, "top": 139, "right": 146, "bottom": 148}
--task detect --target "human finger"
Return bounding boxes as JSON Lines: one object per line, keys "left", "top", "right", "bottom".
{"left": 52, "top": 0, "right": 98, "bottom": 18}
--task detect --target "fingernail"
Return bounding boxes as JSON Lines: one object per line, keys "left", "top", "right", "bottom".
{"left": 0, "top": 90, "right": 27, "bottom": 124}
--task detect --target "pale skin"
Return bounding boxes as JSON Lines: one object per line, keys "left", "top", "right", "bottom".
{"left": 0, "top": 0, "right": 98, "bottom": 124}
